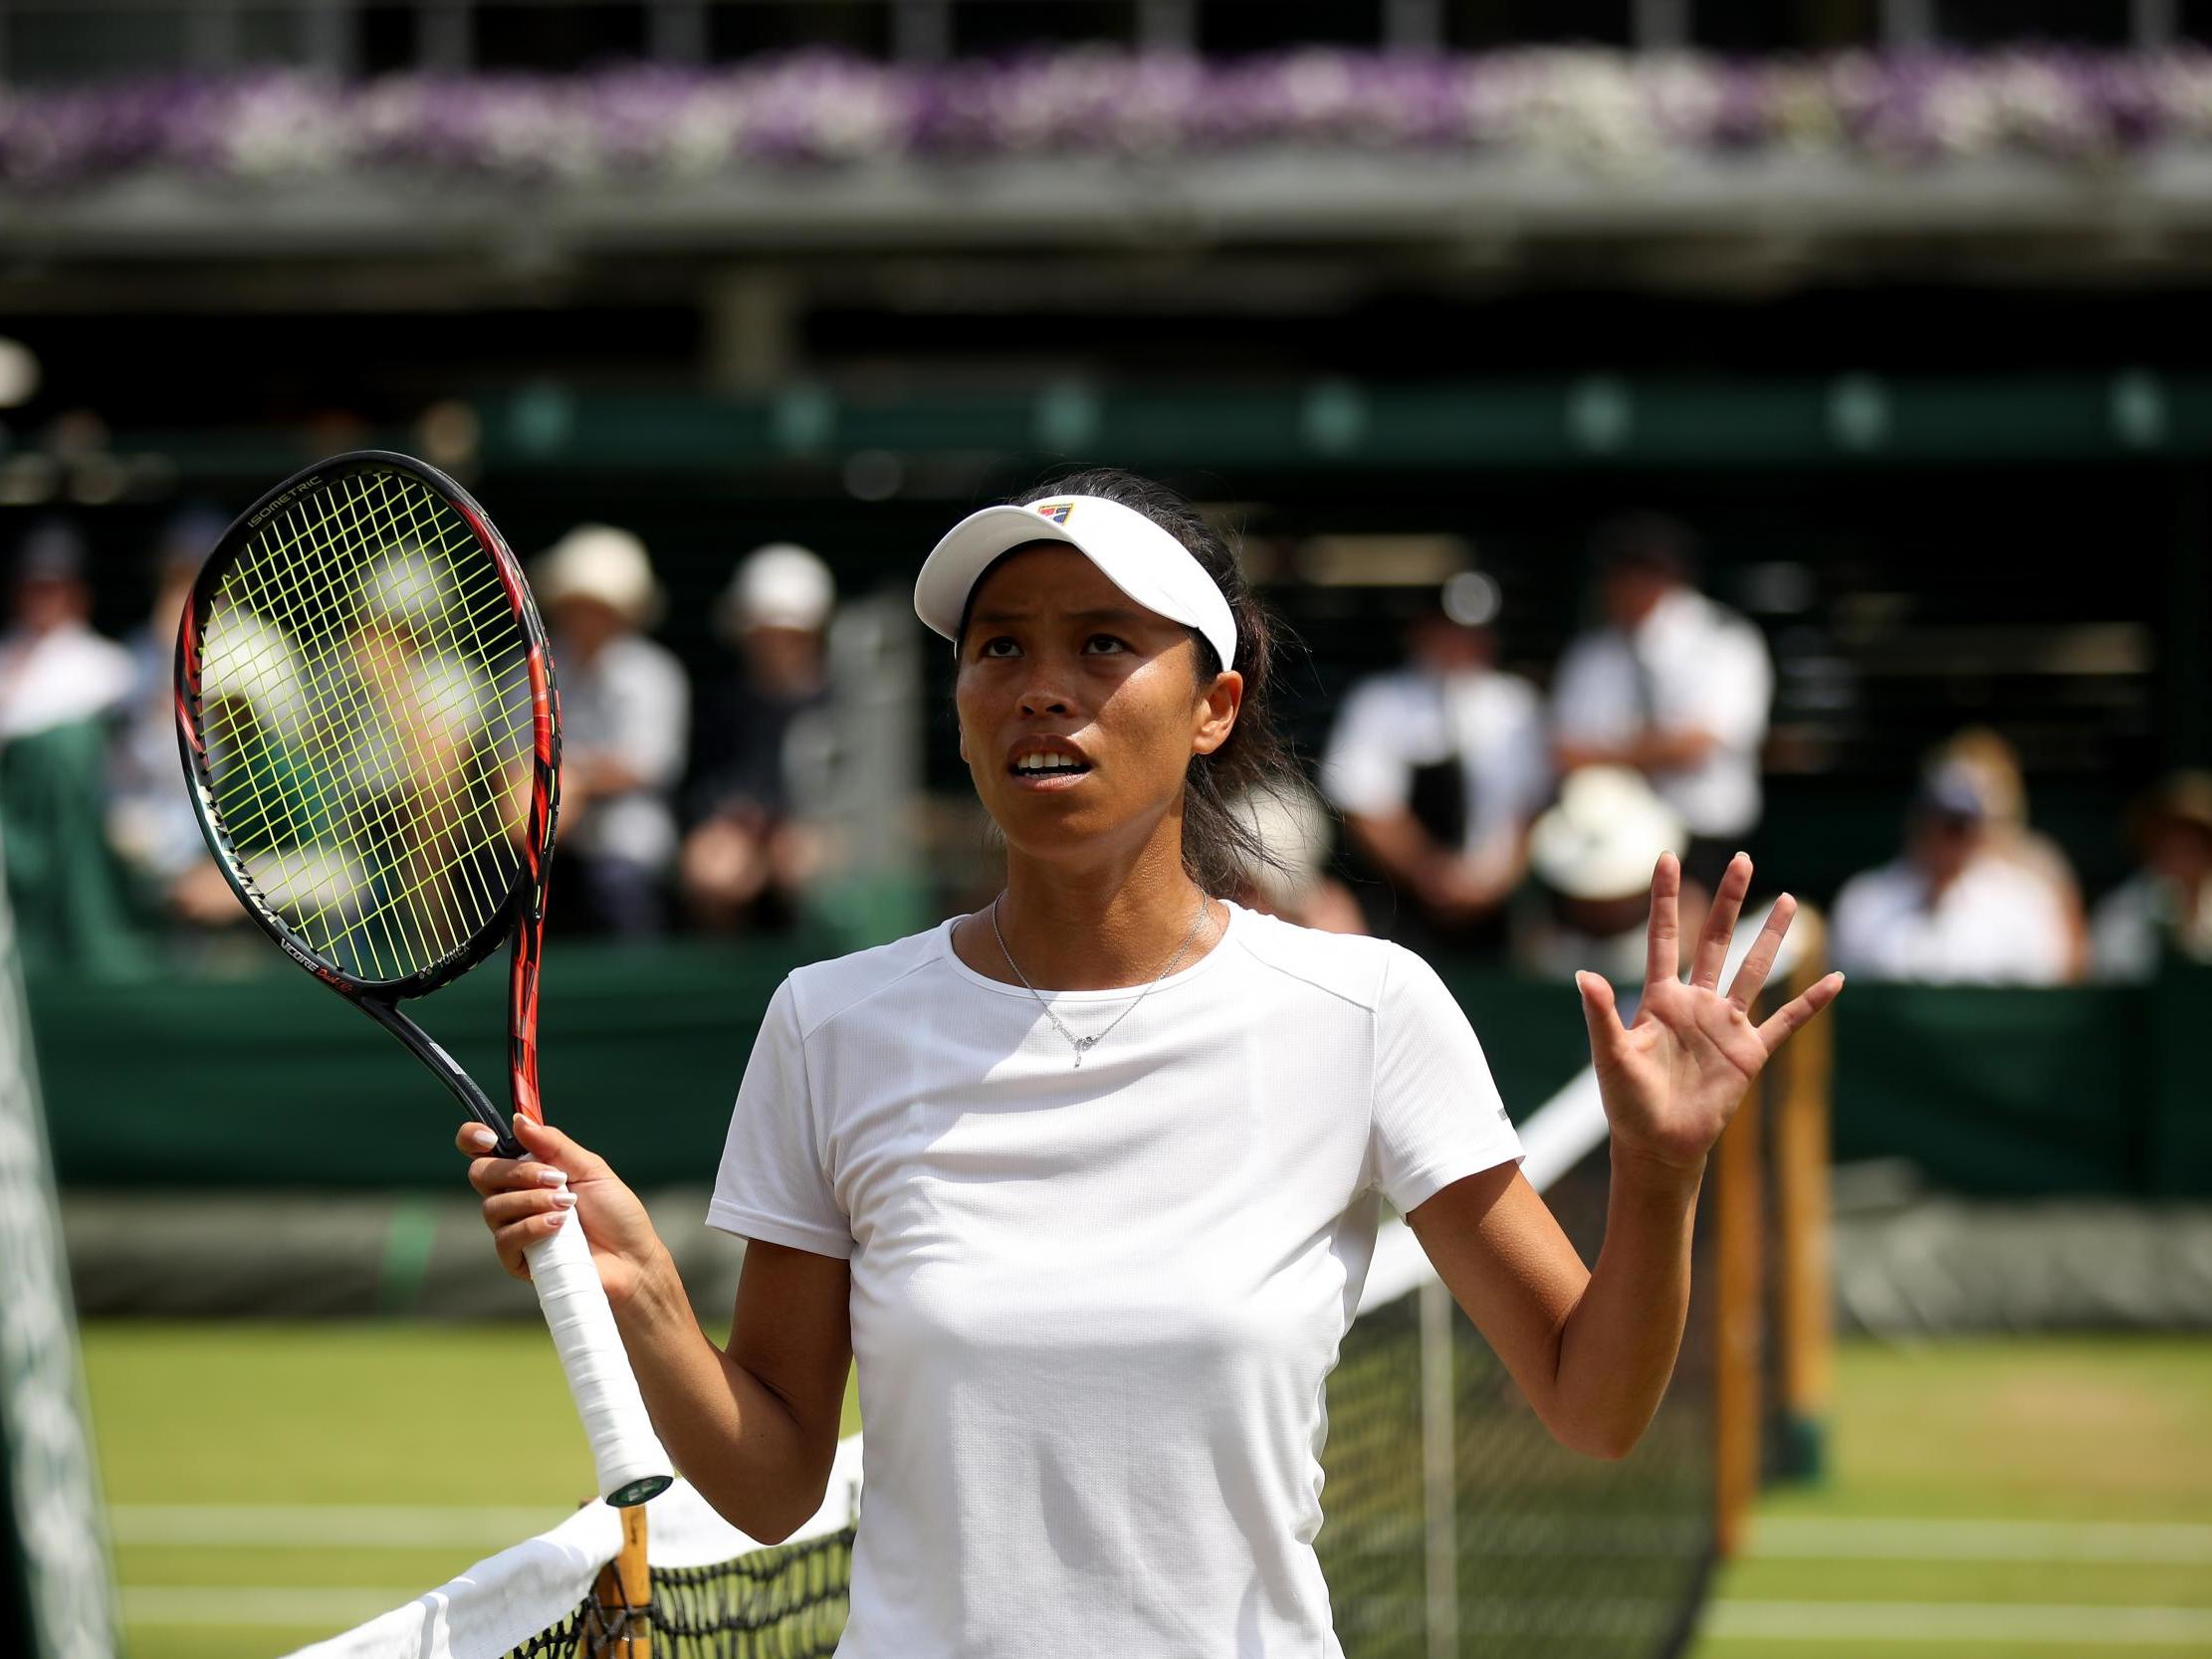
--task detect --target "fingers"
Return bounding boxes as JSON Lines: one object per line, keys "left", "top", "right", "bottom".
{"left": 1726, "top": 892, "right": 1798, "bottom": 1009}
{"left": 491, "top": 1206, "right": 574, "bottom": 1280}
{"left": 511, "top": 1113, "right": 613, "bottom": 1183}
{"left": 1756, "top": 970, "right": 1846, "bottom": 1055}
{"left": 1575, "top": 970, "right": 1629, "bottom": 1067}
{"left": 1689, "top": 852, "right": 1752, "bottom": 990}
{"left": 1645, "top": 851, "right": 1682, "bottom": 992}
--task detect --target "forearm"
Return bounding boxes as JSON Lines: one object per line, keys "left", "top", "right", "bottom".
{"left": 613, "top": 1246, "right": 827, "bottom": 1541}
{"left": 1347, "top": 809, "right": 1444, "bottom": 889}
{"left": 1550, "top": 1147, "right": 1704, "bottom": 1459}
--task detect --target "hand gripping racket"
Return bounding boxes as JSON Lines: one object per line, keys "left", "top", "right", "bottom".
{"left": 175, "top": 450, "right": 674, "bottom": 1507}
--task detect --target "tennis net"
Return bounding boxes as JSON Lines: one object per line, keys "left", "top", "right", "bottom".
{"left": 294, "top": 917, "right": 1822, "bottom": 1659}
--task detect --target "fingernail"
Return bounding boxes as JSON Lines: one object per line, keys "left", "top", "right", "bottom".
{"left": 467, "top": 1127, "right": 495, "bottom": 1149}
{"left": 548, "top": 1209, "right": 567, "bottom": 1230}
{"left": 551, "top": 1188, "right": 577, "bottom": 1208}
{"left": 537, "top": 1167, "right": 567, "bottom": 1187}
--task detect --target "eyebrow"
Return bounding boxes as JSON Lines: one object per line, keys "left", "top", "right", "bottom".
{"left": 968, "top": 606, "right": 1155, "bottom": 627}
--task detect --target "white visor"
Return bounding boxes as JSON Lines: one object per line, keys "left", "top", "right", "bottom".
{"left": 914, "top": 495, "right": 1237, "bottom": 670}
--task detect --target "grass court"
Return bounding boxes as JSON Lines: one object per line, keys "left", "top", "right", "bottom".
{"left": 83, "top": 1326, "right": 2212, "bottom": 1659}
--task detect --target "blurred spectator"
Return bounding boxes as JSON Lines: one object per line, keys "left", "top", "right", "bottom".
{"left": 1832, "top": 761, "right": 2075, "bottom": 984}
{"left": 679, "top": 543, "right": 838, "bottom": 933}
{"left": 1512, "top": 764, "right": 1685, "bottom": 987}
{"left": 535, "top": 524, "right": 688, "bottom": 937}
{"left": 1550, "top": 514, "right": 1772, "bottom": 894}
{"left": 1224, "top": 776, "right": 1366, "bottom": 934}
{"left": 0, "top": 519, "right": 132, "bottom": 742}
{"left": 2092, "top": 770, "right": 2212, "bottom": 979}
{"left": 1934, "top": 726, "right": 2088, "bottom": 977}
{"left": 1318, "top": 572, "right": 1548, "bottom": 948}
{"left": 108, "top": 508, "right": 240, "bottom": 925}
{"left": 0, "top": 518, "right": 141, "bottom": 970}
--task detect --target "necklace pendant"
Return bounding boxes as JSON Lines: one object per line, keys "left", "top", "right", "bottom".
{"left": 1072, "top": 1035, "right": 1098, "bottom": 1068}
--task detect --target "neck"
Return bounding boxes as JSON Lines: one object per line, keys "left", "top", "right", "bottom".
{"left": 980, "top": 832, "right": 1219, "bottom": 992}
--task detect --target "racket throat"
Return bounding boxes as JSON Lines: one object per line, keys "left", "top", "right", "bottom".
{"left": 360, "top": 997, "right": 523, "bottom": 1157}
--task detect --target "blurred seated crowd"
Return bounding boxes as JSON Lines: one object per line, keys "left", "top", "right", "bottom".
{"left": 1, "top": 505, "right": 2205, "bottom": 984}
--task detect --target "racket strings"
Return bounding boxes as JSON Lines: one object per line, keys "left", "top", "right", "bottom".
{"left": 196, "top": 467, "right": 537, "bottom": 982}
{"left": 214, "top": 477, "right": 527, "bottom": 974}
{"left": 206, "top": 480, "right": 517, "bottom": 964}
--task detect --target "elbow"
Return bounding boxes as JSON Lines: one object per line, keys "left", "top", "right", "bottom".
{"left": 1546, "top": 1412, "right": 1641, "bottom": 1463}
{"left": 697, "top": 1474, "right": 831, "bottom": 1548}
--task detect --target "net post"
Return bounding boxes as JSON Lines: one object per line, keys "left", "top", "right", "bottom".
{"left": 1417, "top": 1275, "right": 1458, "bottom": 1659}
{"left": 1768, "top": 909, "right": 1835, "bottom": 1484}
{"left": 1710, "top": 1025, "right": 1766, "bottom": 1561}
{"left": 587, "top": 1501, "right": 652, "bottom": 1659}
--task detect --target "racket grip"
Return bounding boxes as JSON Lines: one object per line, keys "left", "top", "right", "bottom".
{"left": 523, "top": 1215, "right": 675, "bottom": 1508}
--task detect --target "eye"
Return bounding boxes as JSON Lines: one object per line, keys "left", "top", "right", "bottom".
{"left": 1084, "top": 634, "right": 1128, "bottom": 654}
{"left": 979, "top": 636, "right": 1018, "bottom": 658}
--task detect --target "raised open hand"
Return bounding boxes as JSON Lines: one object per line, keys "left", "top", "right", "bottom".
{"left": 1575, "top": 851, "right": 1844, "bottom": 1176}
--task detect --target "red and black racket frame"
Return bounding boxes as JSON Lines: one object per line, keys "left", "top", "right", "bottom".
{"left": 174, "top": 450, "right": 558, "bottom": 1161}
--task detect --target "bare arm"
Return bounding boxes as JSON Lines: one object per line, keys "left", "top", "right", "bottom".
{"left": 464, "top": 1117, "right": 852, "bottom": 1542}
{"left": 1409, "top": 851, "right": 1841, "bottom": 1460}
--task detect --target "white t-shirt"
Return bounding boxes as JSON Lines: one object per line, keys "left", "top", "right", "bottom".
{"left": 709, "top": 899, "right": 1524, "bottom": 1658}
{"left": 1318, "top": 667, "right": 1550, "bottom": 862}
{"left": 1831, "top": 855, "right": 2073, "bottom": 984}
{"left": 1549, "top": 588, "right": 1772, "bottom": 839}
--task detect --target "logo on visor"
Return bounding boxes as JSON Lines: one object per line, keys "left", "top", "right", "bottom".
{"left": 1034, "top": 502, "right": 1074, "bottom": 525}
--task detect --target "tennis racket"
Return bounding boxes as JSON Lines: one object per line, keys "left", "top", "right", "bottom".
{"left": 174, "top": 449, "right": 673, "bottom": 1508}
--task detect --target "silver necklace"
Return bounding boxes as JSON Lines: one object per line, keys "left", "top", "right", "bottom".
{"left": 990, "top": 889, "right": 1213, "bottom": 1069}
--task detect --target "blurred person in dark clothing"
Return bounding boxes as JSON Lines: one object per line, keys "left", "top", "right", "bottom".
{"left": 679, "top": 542, "right": 838, "bottom": 933}
{"left": 1317, "top": 571, "right": 1547, "bottom": 950}
{"left": 0, "top": 518, "right": 132, "bottom": 742}
{"left": 108, "top": 508, "right": 241, "bottom": 925}
{"left": 2092, "top": 770, "right": 2212, "bottom": 979}
{"left": 1550, "top": 514, "right": 1771, "bottom": 897}
{"left": 534, "top": 524, "right": 689, "bottom": 937}
{"left": 1832, "top": 761, "right": 2075, "bottom": 984}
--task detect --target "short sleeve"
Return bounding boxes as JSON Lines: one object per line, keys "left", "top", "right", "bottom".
{"left": 706, "top": 976, "right": 853, "bottom": 1258}
{"left": 1370, "top": 943, "right": 1524, "bottom": 1214}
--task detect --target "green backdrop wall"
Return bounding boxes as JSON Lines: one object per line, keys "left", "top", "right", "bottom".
{"left": 23, "top": 945, "right": 2209, "bottom": 1199}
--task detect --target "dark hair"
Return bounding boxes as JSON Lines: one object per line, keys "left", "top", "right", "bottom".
{"left": 954, "top": 468, "right": 1300, "bottom": 899}
{"left": 1589, "top": 512, "right": 1699, "bottom": 584}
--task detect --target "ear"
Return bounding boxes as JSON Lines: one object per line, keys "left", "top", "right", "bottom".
{"left": 1191, "top": 669, "right": 1243, "bottom": 758}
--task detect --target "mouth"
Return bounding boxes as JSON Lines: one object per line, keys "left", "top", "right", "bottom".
{"left": 1004, "top": 744, "right": 1093, "bottom": 791}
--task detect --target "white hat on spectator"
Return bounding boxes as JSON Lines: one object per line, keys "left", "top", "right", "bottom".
{"left": 1530, "top": 765, "right": 1686, "bottom": 902}
{"left": 535, "top": 524, "right": 661, "bottom": 627}
{"left": 719, "top": 542, "right": 835, "bottom": 639}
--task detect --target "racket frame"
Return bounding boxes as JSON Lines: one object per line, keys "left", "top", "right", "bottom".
{"left": 174, "top": 449, "right": 556, "bottom": 1159}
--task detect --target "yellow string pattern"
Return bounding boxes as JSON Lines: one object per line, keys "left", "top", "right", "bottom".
{"left": 196, "top": 468, "right": 534, "bottom": 983}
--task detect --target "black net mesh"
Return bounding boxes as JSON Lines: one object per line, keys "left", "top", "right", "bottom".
{"left": 498, "top": 1134, "right": 1717, "bottom": 1659}
{"left": 504, "top": 1533, "right": 854, "bottom": 1659}
{"left": 1315, "top": 1138, "right": 1715, "bottom": 1659}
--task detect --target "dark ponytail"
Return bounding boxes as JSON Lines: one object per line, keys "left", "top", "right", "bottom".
{"left": 987, "top": 468, "right": 1302, "bottom": 899}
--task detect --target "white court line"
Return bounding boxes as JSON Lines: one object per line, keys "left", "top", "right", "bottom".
{"left": 1704, "top": 1601, "right": 2212, "bottom": 1645}
{"left": 111, "top": 1505, "right": 568, "bottom": 1549}
{"left": 1751, "top": 1516, "right": 2212, "bottom": 1563}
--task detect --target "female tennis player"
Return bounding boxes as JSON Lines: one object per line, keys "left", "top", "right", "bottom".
{"left": 461, "top": 469, "right": 1842, "bottom": 1657}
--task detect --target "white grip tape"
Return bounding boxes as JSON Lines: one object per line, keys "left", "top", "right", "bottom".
{"left": 523, "top": 1212, "right": 674, "bottom": 1504}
